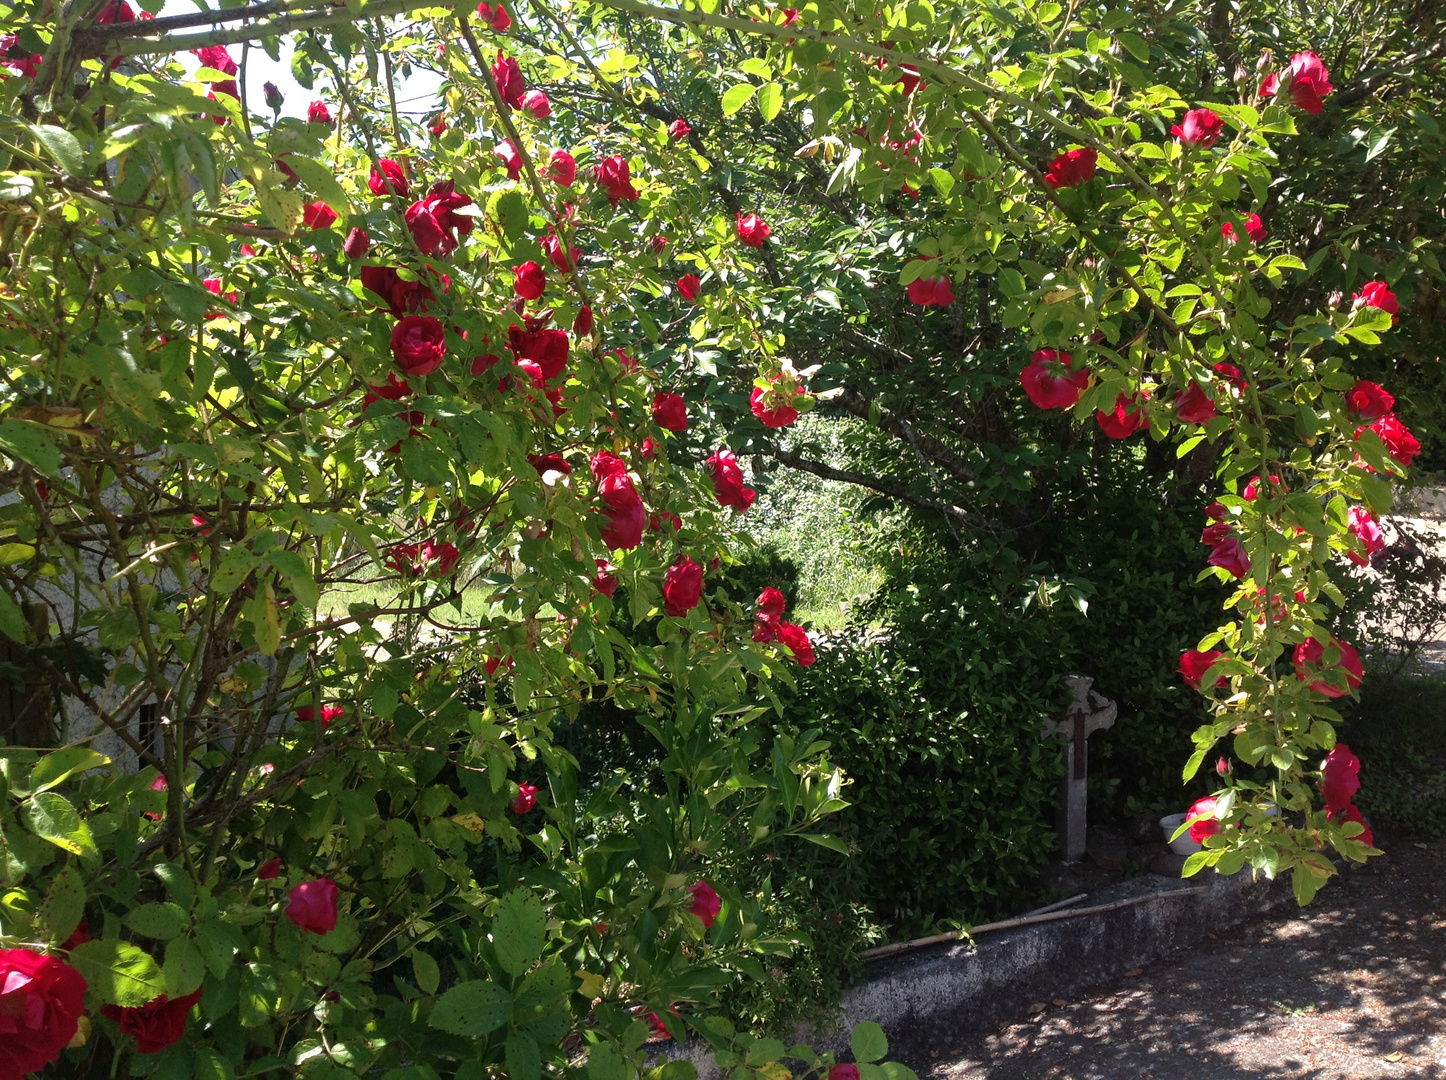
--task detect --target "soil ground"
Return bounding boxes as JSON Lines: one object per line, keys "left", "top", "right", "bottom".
{"left": 924, "top": 837, "right": 1446, "bottom": 1080}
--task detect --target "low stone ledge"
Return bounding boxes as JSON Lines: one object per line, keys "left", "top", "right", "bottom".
{"left": 678, "top": 869, "right": 1290, "bottom": 1077}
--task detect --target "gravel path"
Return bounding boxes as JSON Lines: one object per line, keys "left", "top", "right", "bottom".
{"left": 925, "top": 838, "right": 1446, "bottom": 1080}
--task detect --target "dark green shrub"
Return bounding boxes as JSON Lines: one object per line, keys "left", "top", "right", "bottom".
{"left": 1337, "top": 673, "right": 1446, "bottom": 838}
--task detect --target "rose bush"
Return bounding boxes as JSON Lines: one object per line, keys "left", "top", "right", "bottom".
{"left": 0, "top": 0, "right": 1419, "bottom": 1070}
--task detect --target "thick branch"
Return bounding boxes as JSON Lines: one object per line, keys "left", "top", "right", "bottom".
{"left": 769, "top": 445, "right": 999, "bottom": 532}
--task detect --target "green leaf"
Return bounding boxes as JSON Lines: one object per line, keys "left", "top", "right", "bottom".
{"left": 0, "top": 591, "right": 28, "bottom": 644}
{"left": 284, "top": 155, "right": 352, "bottom": 216}
{"left": 127, "top": 901, "right": 190, "bottom": 940}
{"left": 927, "top": 167, "right": 954, "bottom": 197}
{"left": 25, "top": 792, "right": 98, "bottom": 858}
{"left": 588, "top": 1044, "right": 627, "bottom": 1080}
{"left": 164, "top": 935, "right": 205, "bottom": 996}
{"left": 1115, "top": 31, "right": 1150, "bottom": 61}
{"left": 0, "top": 419, "right": 62, "bottom": 474}
{"left": 506, "top": 1033, "right": 542, "bottom": 1080}
{"left": 721, "top": 83, "right": 758, "bottom": 117}
{"left": 1181, "top": 850, "right": 1212, "bottom": 877}
{"left": 39, "top": 864, "right": 86, "bottom": 944}
{"left": 799, "top": 832, "right": 850, "bottom": 854}
{"left": 160, "top": 283, "right": 212, "bottom": 324}
{"left": 756, "top": 82, "right": 783, "bottom": 122}
{"left": 70, "top": 939, "right": 167, "bottom": 1007}
{"left": 0, "top": 542, "right": 35, "bottom": 564}
{"left": 265, "top": 550, "right": 320, "bottom": 609}
{"left": 429, "top": 979, "right": 511, "bottom": 1035}
{"left": 851, "top": 1021, "right": 889, "bottom": 1063}
{"left": 31, "top": 124, "right": 86, "bottom": 176}
{"left": 30, "top": 747, "right": 111, "bottom": 794}
{"left": 412, "top": 950, "right": 441, "bottom": 995}
{"left": 493, "top": 888, "right": 545, "bottom": 976}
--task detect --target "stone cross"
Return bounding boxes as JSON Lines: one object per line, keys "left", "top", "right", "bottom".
{"left": 1039, "top": 674, "right": 1117, "bottom": 863}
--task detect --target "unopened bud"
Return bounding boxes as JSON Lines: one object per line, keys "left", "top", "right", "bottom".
{"left": 342, "top": 227, "right": 370, "bottom": 259}
{"left": 1255, "top": 49, "right": 1273, "bottom": 73}
{"left": 263, "top": 81, "right": 283, "bottom": 111}
{"left": 1215, "top": 756, "right": 1232, "bottom": 777}
{"left": 1108, "top": 39, "right": 1125, "bottom": 58}
{"left": 1233, "top": 64, "right": 1249, "bottom": 85}
{"left": 1328, "top": 289, "right": 1343, "bottom": 308}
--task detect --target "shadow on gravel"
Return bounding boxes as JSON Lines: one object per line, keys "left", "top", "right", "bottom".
{"left": 926, "top": 839, "right": 1446, "bottom": 1080}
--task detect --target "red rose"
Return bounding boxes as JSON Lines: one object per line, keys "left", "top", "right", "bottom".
{"left": 61, "top": 922, "right": 90, "bottom": 950}
{"left": 907, "top": 269, "right": 954, "bottom": 307}
{"left": 1041, "top": 146, "right": 1096, "bottom": 189}
{"left": 595, "top": 155, "right": 639, "bottom": 206}
{"left": 429, "top": 114, "right": 447, "bottom": 137}
{"left": 573, "top": 305, "right": 594, "bottom": 338}
{"left": 706, "top": 449, "right": 756, "bottom": 512}
{"left": 1346, "top": 506, "right": 1385, "bottom": 566}
{"left": 898, "top": 64, "right": 923, "bottom": 95}
{"left": 1213, "top": 361, "right": 1249, "bottom": 390}
{"left": 0, "top": 949, "right": 88, "bottom": 1077}
{"left": 735, "top": 212, "right": 771, "bottom": 247}
{"left": 1333, "top": 802, "right": 1373, "bottom": 847}
{"left": 1320, "top": 743, "right": 1361, "bottom": 814}
{"left": 301, "top": 201, "right": 337, "bottom": 230}
{"left": 492, "top": 52, "right": 526, "bottom": 108}
{"left": 591, "top": 451, "right": 627, "bottom": 479}
{"left": 600, "top": 501, "right": 646, "bottom": 549}
{"left": 1344, "top": 380, "right": 1393, "bottom": 422}
{"left": 652, "top": 392, "right": 689, "bottom": 432}
{"left": 102, "top": 989, "right": 203, "bottom": 1054}
{"left": 360, "top": 266, "right": 435, "bottom": 317}
{"left": 258, "top": 857, "right": 282, "bottom": 880}
{"left": 508, "top": 325, "right": 569, "bottom": 381}
{"left": 496, "top": 140, "right": 524, "bottom": 180}
{"left": 663, "top": 556, "right": 703, "bottom": 616}
{"left": 296, "top": 704, "right": 345, "bottom": 727}
{"left": 1352, "top": 280, "right": 1399, "bottom": 323}
{"left": 1185, "top": 796, "right": 1221, "bottom": 843}
{"left": 638, "top": 437, "right": 658, "bottom": 461}
{"left": 676, "top": 274, "right": 701, "bottom": 301}
{"left": 405, "top": 182, "right": 474, "bottom": 258}
{"left": 285, "top": 878, "right": 339, "bottom": 935}
{"left": 669, "top": 119, "right": 692, "bottom": 139}
{"left": 511, "top": 782, "right": 537, "bottom": 813}
{"left": 542, "top": 234, "right": 579, "bottom": 271}
{"left": 752, "top": 586, "right": 787, "bottom": 641}
{"left": 1294, "top": 637, "right": 1363, "bottom": 698}
{"left": 1261, "top": 51, "right": 1333, "bottom": 114}
{"left": 598, "top": 471, "right": 642, "bottom": 512}
{"left": 476, "top": 1, "right": 511, "bottom": 30}
{"left": 514, "top": 261, "right": 546, "bottom": 300}
{"left": 1095, "top": 392, "right": 1146, "bottom": 438}
{"left": 342, "top": 226, "right": 370, "bottom": 259}
{"left": 1178, "top": 648, "right": 1225, "bottom": 690}
{"left": 391, "top": 315, "right": 447, "bottom": 377}
{"left": 368, "top": 158, "right": 410, "bottom": 198}
{"left": 781, "top": 7, "right": 801, "bottom": 25}
{"left": 649, "top": 510, "right": 682, "bottom": 532}
{"left": 777, "top": 621, "right": 815, "bottom": 665}
{"left": 307, "top": 100, "right": 332, "bottom": 125}
{"left": 687, "top": 881, "right": 721, "bottom": 928}
{"left": 1356, "top": 413, "right": 1420, "bottom": 467}
{"left": 1221, "top": 213, "right": 1267, "bottom": 244}
{"left": 547, "top": 149, "right": 577, "bottom": 186}
{"left": 593, "top": 559, "right": 618, "bottom": 598}
{"left": 1020, "top": 349, "right": 1089, "bottom": 410}
{"left": 748, "top": 385, "right": 800, "bottom": 429}
{"left": 0, "top": 34, "right": 41, "bottom": 78}
{"left": 1204, "top": 501, "right": 1228, "bottom": 521}
{"left": 1206, "top": 535, "right": 1250, "bottom": 579}
{"left": 1171, "top": 107, "right": 1225, "bottom": 148}
{"left": 828, "top": 1067, "right": 861, "bottom": 1080}
{"left": 1175, "top": 382, "right": 1217, "bottom": 423}
{"left": 529, "top": 453, "right": 571, "bottom": 476}
{"left": 518, "top": 90, "right": 550, "bottom": 118}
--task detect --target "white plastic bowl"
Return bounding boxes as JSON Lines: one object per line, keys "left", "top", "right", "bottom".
{"left": 1159, "top": 812, "right": 1202, "bottom": 855}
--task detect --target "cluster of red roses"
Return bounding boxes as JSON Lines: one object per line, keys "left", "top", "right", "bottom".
{"left": 749, "top": 586, "right": 815, "bottom": 665}
{"left": 1198, "top": 500, "right": 1252, "bottom": 580}
{"left": 0, "top": 876, "right": 340, "bottom": 1074}
{"left": 912, "top": 53, "right": 1335, "bottom": 314}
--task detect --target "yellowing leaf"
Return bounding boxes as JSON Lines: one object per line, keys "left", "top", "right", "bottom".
{"left": 256, "top": 178, "right": 304, "bottom": 234}
{"left": 451, "top": 812, "right": 486, "bottom": 834}
{"left": 575, "top": 970, "right": 605, "bottom": 999}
